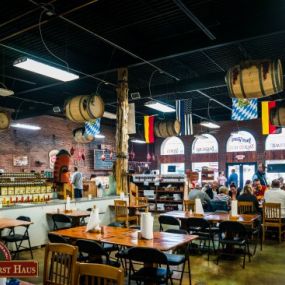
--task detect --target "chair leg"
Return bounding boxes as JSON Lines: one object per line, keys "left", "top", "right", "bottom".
{"left": 179, "top": 260, "right": 186, "bottom": 285}
{"left": 187, "top": 255, "right": 192, "bottom": 285}
{"left": 28, "top": 238, "right": 33, "bottom": 259}
{"left": 262, "top": 226, "right": 265, "bottom": 242}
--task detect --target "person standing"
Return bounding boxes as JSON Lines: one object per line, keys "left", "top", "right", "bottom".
{"left": 252, "top": 163, "right": 268, "bottom": 186}
{"left": 72, "top": 167, "right": 83, "bottom": 198}
{"left": 218, "top": 171, "right": 227, "bottom": 186}
{"left": 228, "top": 169, "right": 238, "bottom": 187}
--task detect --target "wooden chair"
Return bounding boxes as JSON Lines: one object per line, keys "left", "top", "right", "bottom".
{"left": 43, "top": 243, "right": 78, "bottom": 285}
{"left": 263, "top": 203, "right": 285, "bottom": 243}
{"left": 114, "top": 200, "right": 138, "bottom": 227}
{"left": 135, "top": 196, "right": 149, "bottom": 212}
{"left": 129, "top": 182, "right": 138, "bottom": 205}
{"left": 184, "top": 200, "right": 195, "bottom": 211}
{"left": 74, "top": 262, "right": 124, "bottom": 285}
{"left": 238, "top": 201, "right": 254, "bottom": 214}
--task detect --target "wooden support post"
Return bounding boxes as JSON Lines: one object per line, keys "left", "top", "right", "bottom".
{"left": 116, "top": 68, "right": 129, "bottom": 194}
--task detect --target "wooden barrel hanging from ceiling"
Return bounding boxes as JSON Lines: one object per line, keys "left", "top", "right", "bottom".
{"left": 0, "top": 111, "right": 10, "bottom": 131}
{"left": 270, "top": 102, "right": 285, "bottom": 127}
{"left": 226, "top": 59, "right": 283, "bottom": 99}
{"left": 155, "top": 119, "right": 181, "bottom": 138}
{"left": 73, "top": 128, "right": 94, "bottom": 144}
{"left": 65, "top": 95, "right": 105, "bottom": 123}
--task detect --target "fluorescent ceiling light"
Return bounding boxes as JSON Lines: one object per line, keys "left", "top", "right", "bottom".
{"left": 95, "top": 134, "right": 105, "bottom": 138}
{"left": 200, "top": 121, "right": 220, "bottom": 129}
{"left": 11, "top": 123, "right": 41, "bottom": 130}
{"left": 0, "top": 88, "right": 14, "bottom": 97}
{"left": 144, "top": 101, "right": 175, "bottom": 113}
{"left": 194, "top": 134, "right": 208, "bottom": 139}
{"left": 131, "top": 139, "right": 146, "bottom": 144}
{"left": 13, "top": 57, "right": 79, "bottom": 82}
{"left": 103, "top": 111, "right": 116, "bottom": 119}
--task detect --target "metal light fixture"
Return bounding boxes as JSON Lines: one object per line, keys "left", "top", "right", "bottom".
{"left": 131, "top": 139, "right": 146, "bottom": 144}
{"left": 103, "top": 111, "right": 116, "bottom": 119}
{"left": 95, "top": 134, "right": 105, "bottom": 139}
{"left": 144, "top": 100, "right": 175, "bottom": 113}
{"left": 11, "top": 123, "right": 41, "bottom": 130}
{"left": 200, "top": 121, "right": 220, "bottom": 129}
{"left": 13, "top": 57, "right": 79, "bottom": 82}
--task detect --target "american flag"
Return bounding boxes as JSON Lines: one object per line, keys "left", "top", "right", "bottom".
{"left": 176, "top": 99, "right": 193, "bottom": 136}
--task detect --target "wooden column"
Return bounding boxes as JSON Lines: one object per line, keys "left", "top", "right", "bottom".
{"left": 116, "top": 68, "right": 129, "bottom": 194}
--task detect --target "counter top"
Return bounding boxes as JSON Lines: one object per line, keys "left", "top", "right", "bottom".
{"left": 0, "top": 195, "right": 119, "bottom": 211}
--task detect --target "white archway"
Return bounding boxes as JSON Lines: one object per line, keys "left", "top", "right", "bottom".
{"left": 192, "top": 134, "right": 218, "bottom": 154}
{"left": 227, "top": 130, "right": 256, "bottom": 152}
{"left": 265, "top": 128, "right": 285, "bottom": 150}
{"left": 160, "top": 136, "right": 185, "bottom": 155}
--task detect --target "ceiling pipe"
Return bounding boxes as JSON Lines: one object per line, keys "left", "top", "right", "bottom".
{"left": 172, "top": 0, "right": 216, "bottom": 40}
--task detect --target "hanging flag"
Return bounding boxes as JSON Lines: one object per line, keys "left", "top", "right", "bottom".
{"left": 85, "top": 118, "right": 101, "bottom": 136}
{"left": 261, "top": 101, "right": 281, "bottom": 135}
{"left": 231, "top": 99, "right": 258, "bottom": 121}
{"left": 144, "top": 115, "right": 155, "bottom": 143}
{"left": 176, "top": 99, "right": 193, "bottom": 136}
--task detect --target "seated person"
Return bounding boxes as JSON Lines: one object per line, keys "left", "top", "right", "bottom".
{"left": 205, "top": 181, "right": 219, "bottom": 199}
{"left": 238, "top": 185, "right": 260, "bottom": 213}
{"left": 252, "top": 178, "right": 267, "bottom": 200}
{"left": 189, "top": 183, "right": 212, "bottom": 209}
{"left": 264, "top": 179, "right": 285, "bottom": 222}
{"left": 214, "top": 186, "right": 231, "bottom": 208}
{"left": 228, "top": 183, "right": 241, "bottom": 199}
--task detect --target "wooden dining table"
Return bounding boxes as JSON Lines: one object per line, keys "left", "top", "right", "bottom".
{"left": 50, "top": 225, "right": 198, "bottom": 251}
{"left": 0, "top": 218, "right": 33, "bottom": 230}
{"left": 46, "top": 210, "right": 91, "bottom": 227}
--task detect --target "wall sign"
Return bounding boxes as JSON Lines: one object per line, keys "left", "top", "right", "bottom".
{"left": 13, "top": 155, "right": 28, "bottom": 166}
{"left": 192, "top": 134, "right": 218, "bottom": 154}
{"left": 265, "top": 129, "right": 285, "bottom": 150}
{"left": 94, "top": 150, "right": 116, "bottom": 170}
{"left": 160, "top": 137, "right": 184, "bottom": 155}
{"left": 226, "top": 131, "right": 256, "bottom": 152}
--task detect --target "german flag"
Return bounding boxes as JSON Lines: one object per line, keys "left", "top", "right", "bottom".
{"left": 144, "top": 115, "right": 155, "bottom": 143}
{"left": 261, "top": 101, "right": 281, "bottom": 135}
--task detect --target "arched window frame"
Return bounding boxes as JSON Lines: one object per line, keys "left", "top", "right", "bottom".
{"left": 192, "top": 134, "right": 218, "bottom": 154}
{"left": 160, "top": 136, "right": 185, "bottom": 155}
{"left": 226, "top": 130, "right": 256, "bottom": 152}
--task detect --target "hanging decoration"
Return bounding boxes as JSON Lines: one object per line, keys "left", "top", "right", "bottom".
{"left": 231, "top": 98, "right": 258, "bottom": 121}
{"left": 101, "top": 150, "right": 106, "bottom": 161}
{"left": 144, "top": 115, "right": 155, "bottom": 143}
{"left": 85, "top": 118, "right": 101, "bottom": 136}
{"left": 261, "top": 101, "right": 282, "bottom": 135}
{"left": 70, "top": 146, "right": 75, "bottom": 156}
{"left": 176, "top": 98, "right": 193, "bottom": 136}
{"left": 152, "top": 153, "right": 156, "bottom": 161}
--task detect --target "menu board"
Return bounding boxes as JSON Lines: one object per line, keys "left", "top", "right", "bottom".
{"left": 94, "top": 150, "right": 116, "bottom": 170}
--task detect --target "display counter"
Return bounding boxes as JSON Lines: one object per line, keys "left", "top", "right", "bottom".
{"left": 0, "top": 196, "right": 119, "bottom": 247}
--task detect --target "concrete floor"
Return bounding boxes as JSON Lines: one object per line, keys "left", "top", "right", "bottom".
{"left": 18, "top": 215, "right": 285, "bottom": 285}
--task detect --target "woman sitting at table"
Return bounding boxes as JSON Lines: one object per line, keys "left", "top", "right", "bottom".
{"left": 214, "top": 186, "right": 231, "bottom": 208}
{"left": 237, "top": 185, "right": 260, "bottom": 213}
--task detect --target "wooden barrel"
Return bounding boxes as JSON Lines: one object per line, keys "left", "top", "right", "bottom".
{"left": 65, "top": 95, "right": 104, "bottom": 122}
{"left": 271, "top": 103, "right": 285, "bottom": 126}
{"left": 155, "top": 120, "right": 181, "bottom": 138}
{"left": 73, "top": 128, "right": 94, "bottom": 144}
{"left": 154, "top": 121, "right": 162, "bottom": 137}
{"left": 0, "top": 111, "right": 10, "bottom": 131}
{"left": 226, "top": 59, "right": 283, "bottom": 99}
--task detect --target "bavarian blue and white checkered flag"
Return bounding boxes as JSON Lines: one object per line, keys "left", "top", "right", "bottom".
{"left": 231, "top": 99, "right": 258, "bottom": 121}
{"left": 85, "top": 118, "right": 101, "bottom": 136}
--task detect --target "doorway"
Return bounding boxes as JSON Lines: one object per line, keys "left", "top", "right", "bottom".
{"left": 226, "top": 162, "right": 257, "bottom": 188}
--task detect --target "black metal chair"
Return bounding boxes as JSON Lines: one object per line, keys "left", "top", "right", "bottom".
{"left": 127, "top": 247, "right": 173, "bottom": 285}
{"left": 186, "top": 217, "right": 215, "bottom": 260}
{"left": 217, "top": 221, "right": 251, "bottom": 268}
{"left": 75, "top": 239, "right": 120, "bottom": 267}
{"left": 51, "top": 213, "right": 72, "bottom": 230}
{"left": 165, "top": 229, "right": 192, "bottom": 285}
{"left": 48, "top": 233, "right": 69, "bottom": 244}
{"left": 158, "top": 215, "right": 180, "bottom": 231}
{"left": 1, "top": 216, "right": 33, "bottom": 259}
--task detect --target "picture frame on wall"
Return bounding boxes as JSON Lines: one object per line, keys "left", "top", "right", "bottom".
{"left": 13, "top": 155, "right": 29, "bottom": 166}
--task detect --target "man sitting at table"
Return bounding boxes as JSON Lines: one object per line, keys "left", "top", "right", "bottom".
{"left": 264, "top": 179, "right": 285, "bottom": 222}
{"left": 189, "top": 183, "right": 212, "bottom": 209}
{"left": 253, "top": 178, "right": 267, "bottom": 200}
{"left": 205, "top": 181, "right": 219, "bottom": 199}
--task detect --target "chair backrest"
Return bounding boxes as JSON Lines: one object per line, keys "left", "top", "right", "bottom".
{"left": 48, "top": 233, "right": 69, "bottom": 244}
{"left": 186, "top": 217, "right": 210, "bottom": 230}
{"left": 165, "top": 229, "right": 188, "bottom": 235}
{"left": 158, "top": 215, "right": 180, "bottom": 231}
{"left": 108, "top": 222, "right": 123, "bottom": 227}
{"left": 52, "top": 214, "right": 72, "bottom": 230}
{"left": 210, "top": 200, "right": 228, "bottom": 212}
{"left": 263, "top": 203, "right": 282, "bottom": 224}
{"left": 114, "top": 200, "right": 128, "bottom": 218}
{"left": 219, "top": 221, "right": 247, "bottom": 240}
{"left": 127, "top": 247, "right": 169, "bottom": 265}
{"left": 135, "top": 196, "right": 148, "bottom": 205}
{"left": 238, "top": 201, "right": 254, "bottom": 214}
{"left": 74, "top": 262, "right": 124, "bottom": 285}
{"left": 17, "top": 216, "right": 31, "bottom": 222}
{"left": 12, "top": 216, "right": 31, "bottom": 236}
{"left": 184, "top": 200, "right": 195, "bottom": 211}
{"left": 129, "top": 182, "right": 138, "bottom": 205}
{"left": 75, "top": 239, "right": 108, "bottom": 263}
{"left": 43, "top": 243, "right": 78, "bottom": 285}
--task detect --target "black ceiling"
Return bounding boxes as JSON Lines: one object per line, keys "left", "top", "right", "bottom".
{"left": 1, "top": 0, "right": 285, "bottom": 123}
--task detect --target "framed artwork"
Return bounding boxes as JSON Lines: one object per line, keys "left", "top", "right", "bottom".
{"left": 13, "top": 155, "right": 29, "bottom": 166}
{"left": 49, "top": 149, "right": 59, "bottom": 169}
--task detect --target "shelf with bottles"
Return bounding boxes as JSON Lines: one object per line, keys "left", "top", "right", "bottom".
{"left": 132, "top": 174, "right": 185, "bottom": 183}
{"left": 0, "top": 193, "right": 52, "bottom": 207}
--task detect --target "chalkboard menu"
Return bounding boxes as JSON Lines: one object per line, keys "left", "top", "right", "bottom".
{"left": 94, "top": 150, "right": 116, "bottom": 170}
